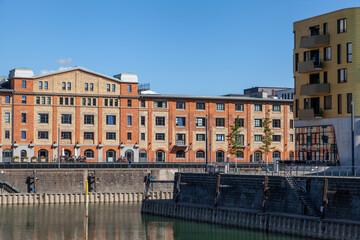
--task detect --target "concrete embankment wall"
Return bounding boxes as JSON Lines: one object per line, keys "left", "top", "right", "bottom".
{"left": 142, "top": 200, "right": 360, "bottom": 240}
{"left": 174, "top": 173, "right": 360, "bottom": 221}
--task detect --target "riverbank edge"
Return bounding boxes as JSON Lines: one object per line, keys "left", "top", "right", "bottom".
{"left": 141, "top": 199, "right": 360, "bottom": 240}
{"left": 0, "top": 191, "right": 172, "bottom": 205}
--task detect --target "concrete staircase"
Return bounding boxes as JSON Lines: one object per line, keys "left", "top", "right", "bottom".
{"left": 284, "top": 172, "right": 320, "bottom": 217}
{"left": 0, "top": 180, "right": 20, "bottom": 193}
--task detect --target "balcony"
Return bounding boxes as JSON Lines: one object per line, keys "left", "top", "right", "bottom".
{"left": 299, "top": 108, "right": 322, "bottom": 120}
{"left": 298, "top": 61, "right": 322, "bottom": 73}
{"left": 299, "top": 34, "right": 330, "bottom": 49}
{"left": 300, "top": 83, "right": 330, "bottom": 96}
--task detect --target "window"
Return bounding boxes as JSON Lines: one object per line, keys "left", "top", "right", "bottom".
{"left": 5, "top": 112, "right": 10, "bottom": 123}
{"left": 155, "top": 116, "right": 165, "bottom": 126}
{"left": 44, "top": 81, "right": 48, "bottom": 89}
{"left": 290, "top": 119, "right": 294, "bottom": 129}
{"left": 196, "top": 150, "right": 205, "bottom": 159}
{"left": 337, "top": 44, "right": 341, "bottom": 64}
{"left": 196, "top": 117, "right": 205, "bottom": 127}
{"left": 70, "top": 98, "right": 74, "bottom": 105}
{"left": 82, "top": 98, "right": 86, "bottom": 106}
{"left": 155, "top": 133, "right": 165, "bottom": 141}
{"left": 347, "top": 43, "right": 352, "bottom": 63}
{"left": 235, "top": 103, "right": 244, "bottom": 111}
{"left": 176, "top": 102, "right": 185, "bottom": 110}
{"left": 236, "top": 152, "right": 244, "bottom": 159}
{"left": 61, "top": 132, "right": 71, "bottom": 140}
{"left": 324, "top": 96, "right": 332, "bottom": 110}
{"left": 196, "top": 102, "right": 205, "bottom": 110}
{"left": 112, "top": 84, "right": 115, "bottom": 92}
{"left": 323, "top": 23, "right": 327, "bottom": 35}
{"left": 216, "top": 103, "right": 225, "bottom": 111}
{"left": 127, "top": 85, "right": 132, "bottom": 92}
{"left": 84, "top": 132, "right": 94, "bottom": 140}
{"left": 176, "top": 117, "right": 186, "bottom": 126}
{"left": 38, "top": 113, "right": 49, "bottom": 124}
{"left": 254, "top": 119, "right": 262, "bottom": 127}
{"left": 109, "top": 99, "right": 113, "bottom": 107}
{"left": 295, "top": 53, "right": 299, "bottom": 72}
{"left": 47, "top": 97, "right": 51, "bottom": 105}
{"left": 88, "top": 98, "right": 91, "bottom": 106}
{"left": 273, "top": 135, "right": 281, "bottom": 142}
{"left": 273, "top": 105, "right": 281, "bottom": 112}
{"left": 290, "top": 134, "right": 294, "bottom": 143}
{"left": 338, "top": 94, "right": 342, "bottom": 114}
{"left": 176, "top": 134, "right": 185, "bottom": 145}
{"left": 176, "top": 150, "right": 185, "bottom": 159}
{"left": 104, "top": 99, "right": 108, "bottom": 106}
{"left": 272, "top": 119, "right": 281, "bottom": 128}
{"left": 254, "top": 135, "right": 262, "bottom": 142}
{"left": 85, "top": 83, "right": 88, "bottom": 91}
{"left": 347, "top": 93, "right": 352, "bottom": 114}
{"left": 5, "top": 96, "right": 10, "bottom": 104}
{"left": 42, "top": 97, "right": 46, "bottom": 105}
{"left": 90, "top": 83, "right": 94, "bottom": 91}
{"left": 337, "top": 18, "right": 347, "bottom": 33}
{"left": 59, "top": 97, "right": 63, "bottom": 105}
{"left": 106, "top": 115, "right": 116, "bottom": 125}
{"left": 61, "top": 114, "right": 72, "bottom": 124}
{"left": 107, "top": 84, "right": 110, "bottom": 92}
{"left": 141, "top": 100, "right": 146, "bottom": 108}
{"left": 235, "top": 118, "right": 244, "bottom": 127}
{"left": 338, "top": 68, "right": 347, "bottom": 83}
{"left": 127, "top": 115, "right": 132, "bottom": 125}
{"left": 154, "top": 101, "right": 166, "bottom": 108}
{"left": 21, "top": 113, "right": 26, "bottom": 123}
{"left": 84, "top": 149, "right": 94, "bottom": 158}
{"left": 22, "top": 96, "right": 26, "bottom": 104}
{"left": 141, "top": 116, "right": 145, "bottom": 126}
{"left": 141, "top": 133, "right": 145, "bottom": 141}
{"left": 22, "top": 80, "right": 26, "bottom": 89}
{"left": 127, "top": 99, "right": 132, "bottom": 107}
{"left": 106, "top": 132, "right": 116, "bottom": 140}
{"left": 309, "top": 25, "right": 319, "bottom": 36}
{"left": 93, "top": 99, "right": 97, "bottom": 106}
{"left": 21, "top": 131, "right": 26, "bottom": 139}
{"left": 254, "top": 104, "right": 262, "bottom": 112}
{"left": 65, "top": 98, "right": 69, "bottom": 105}
{"left": 236, "top": 134, "right": 244, "bottom": 146}
{"left": 290, "top": 104, "right": 293, "bottom": 112}
{"left": 84, "top": 115, "right": 94, "bottom": 125}
{"left": 38, "top": 131, "right": 48, "bottom": 139}
{"left": 5, "top": 130, "right": 10, "bottom": 139}
{"left": 39, "top": 81, "right": 43, "bottom": 90}
{"left": 216, "top": 134, "right": 225, "bottom": 141}
{"left": 127, "top": 132, "right": 132, "bottom": 140}
{"left": 324, "top": 47, "right": 331, "bottom": 60}
{"left": 216, "top": 118, "right": 225, "bottom": 127}
{"left": 62, "top": 82, "right": 66, "bottom": 90}
{"left": 196, "top": 134, "right": 205, "bottom": 141}
{"left": 67, "top": 82, "right": 71, "bottom": 90}
{"left": 324, "top": 72, "right": 328, "bottom": 83}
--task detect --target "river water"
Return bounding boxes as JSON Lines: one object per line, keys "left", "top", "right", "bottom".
{"left": 0, "top": 203, "right": 302, "bottom": 240}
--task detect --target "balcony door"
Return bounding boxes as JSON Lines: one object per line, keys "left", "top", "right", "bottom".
{"left": 304, "top": 97, "right": 320, "bottom": 114}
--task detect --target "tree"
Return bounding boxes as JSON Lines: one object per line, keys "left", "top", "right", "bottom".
{"left": 259, "top": 110, "right": 275, "bottom": 169}
{"left": 227, "top": 116, "right": 243, "bottom": 171}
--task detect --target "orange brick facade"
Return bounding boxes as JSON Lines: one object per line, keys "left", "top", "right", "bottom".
{"left": 0, "top": 67, "right": 294, "bottom": 163}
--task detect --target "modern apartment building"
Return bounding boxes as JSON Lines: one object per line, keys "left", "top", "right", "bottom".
{"left": 293, "top": 8, "right": 359, "bottom": 165}
{"left": 0, "top": 66, "right": 294, "bottom": 163}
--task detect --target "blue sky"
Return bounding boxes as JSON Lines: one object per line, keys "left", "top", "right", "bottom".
{"left": 0, "top": 0, "right": 358, "bottom": 95}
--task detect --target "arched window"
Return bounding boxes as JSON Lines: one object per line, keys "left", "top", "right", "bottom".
{"left": 38, "top": 149, "right": 49, "bottom": 162}
{"left": 125, "top": 150, "right": 134, "bottom": 162}
{"left": 196, "top": 150, "right": 205, "bottom": 159}
{"left": 254, "top": 151, "right": 262, "bottom": 162}
{"left": 2, "top": 149, "right": 12, "bottom": 163}
{"left": 21, "top": 150, "right": 27, "bottom": 162}
{"left": 84, "top": 149, "right": 94, "bottom": 159}
{"left": 289, "top": 151, "right": 294, "bottom": 160}
{"left": 139, "top": 150, "right": 147, "bottom": 162}
{"left": 216, "top": 150, "right": 225, "bottom": 162}
{"left": 235, "top": 151, "right": 244, "bottom": 159}
{"left": 106, "top": 150, "right": 116, "bottom": 162}
{"left": 176, "top": 150, "right": 185, "bottom": 159}
{"left": 156, "top": 150, "right": 165, "bottom": 162}
{"left": 272, "top": 151, "right": 281, "bottom": 162}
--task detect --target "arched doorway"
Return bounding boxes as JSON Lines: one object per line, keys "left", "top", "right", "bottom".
{"left": 216, "top": 150, "right": 225, "bottom": 162}
{"left": 139, "top": 150, "right": 147, "bottom": 162}
{"left": 64, "top": 149, "right": 72, "bottom": 157}
{"left": 272, "top": 151, "right": 281, "bottom": 162}
{"left": 289, "top": 151, "right": 294, "bottom": 160}
{"left": 125, "top": 149, "right": 134, "bottom": 162}
{"left": 84, "top": 149, "right": 94, "bottom": 159}
{"left": 106, "top": 150, "right": 116, "bottom": 162}
{"left": 38, "top": 149, "right": 49, "bottom": 162}
{"left": 156, "top": 150, "right": 165, "bottom": 162}
{"left": 254, "top": 151, "right": 263, "bottom": 162}
{"left": 2, "top": 149, "right": 12, "bottom": 163}
{"left": 21, "top": 150, "right": 27, "bottom": 162}
{"left": 196, "top": 150, "right": 205, "bottom": 160}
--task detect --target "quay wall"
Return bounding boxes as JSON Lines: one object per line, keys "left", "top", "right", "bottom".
{"left": 173, "top": 173, "right": 360, "bottom": 221}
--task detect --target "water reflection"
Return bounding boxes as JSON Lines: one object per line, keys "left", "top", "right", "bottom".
{"left": 0, "top": 203, "right": 302, "bottom": 240}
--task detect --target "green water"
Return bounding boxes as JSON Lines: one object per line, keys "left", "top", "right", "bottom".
{"left": 0, "top": 203, "right": 304, "bottom": 240}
